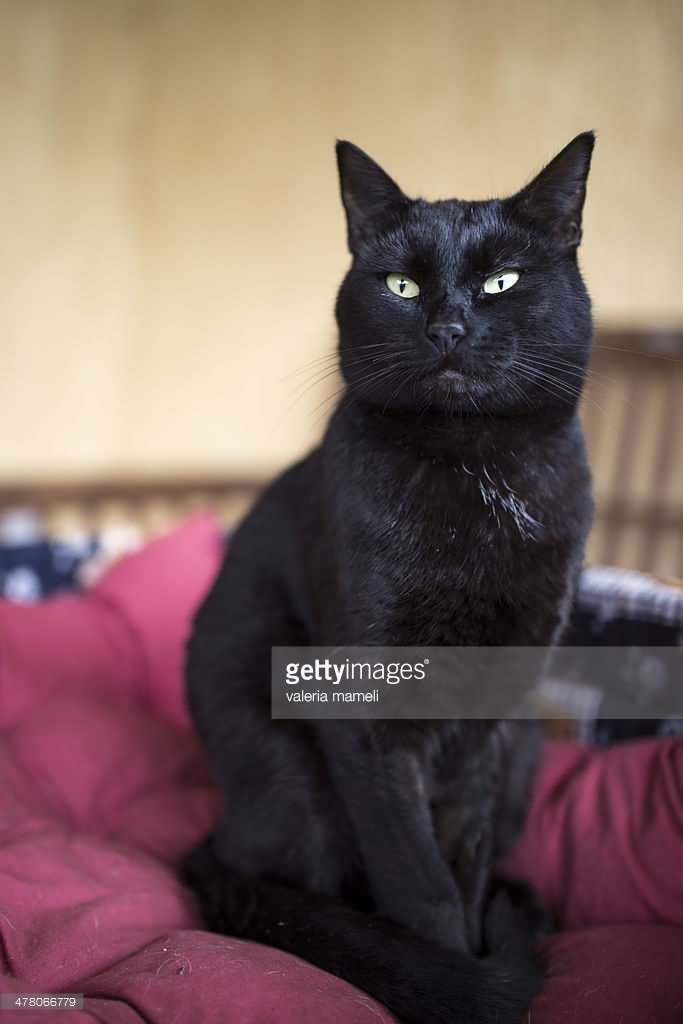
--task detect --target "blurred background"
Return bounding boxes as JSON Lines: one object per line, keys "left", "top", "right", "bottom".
{"left": 0, "top": 0, "right": 681, "bottom": 576}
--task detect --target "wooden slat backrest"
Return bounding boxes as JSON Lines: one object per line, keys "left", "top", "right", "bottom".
{"left": 582, "top": 331, "right": 682, "bottom": 576}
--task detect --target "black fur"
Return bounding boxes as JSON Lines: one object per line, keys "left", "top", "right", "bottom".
{"left": 184, "top": 133, "right": 595, "bottom": 1024}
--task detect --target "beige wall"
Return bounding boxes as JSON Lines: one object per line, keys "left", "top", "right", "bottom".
{"left": 1, "top": 0, "right": 682, "bottom": 481}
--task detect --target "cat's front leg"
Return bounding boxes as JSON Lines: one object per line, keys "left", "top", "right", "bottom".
{"left": 434, "top": 789, "right": 496, "bottom": 954}
{"left": 316, "top": 719, "right": 468, "bottom": 952}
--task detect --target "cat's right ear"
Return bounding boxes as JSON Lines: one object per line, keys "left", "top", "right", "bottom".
{"left": 510, "top": 132, "right": 595, "bottom": 250}
{"left": 336, "top": 142, "right": 408, "bottom": 256}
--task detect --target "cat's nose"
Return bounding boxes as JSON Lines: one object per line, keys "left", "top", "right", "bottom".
{"left": 426, "top": 320, "right": 467, "bottom": 354}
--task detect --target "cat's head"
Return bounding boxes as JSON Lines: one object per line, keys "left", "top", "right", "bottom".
{"left": 335, "top": 134, "right": 594, "bottom": 417}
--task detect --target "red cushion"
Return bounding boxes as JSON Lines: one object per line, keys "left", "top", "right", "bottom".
{"left": 503, "top": 738, "right": 683, "bottom": 928}
{"left": 0, "top": 515, "right": 681, "bottom": 1021}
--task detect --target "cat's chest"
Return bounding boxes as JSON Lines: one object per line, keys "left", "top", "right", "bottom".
{"left": 322, "top": 410, "right": 590, "bottom": 643}
{"left": 351, "top": 455, "right": 545, "bottom": 580}
{"left": 331, "top": 448, "right": 575, "bottom": 644}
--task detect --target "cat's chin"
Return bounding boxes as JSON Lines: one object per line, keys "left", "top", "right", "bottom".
{"left": 435, "top": 367, "right": 468, "bottom": 390}
{"left": 424, "top": 367, "right": 486, "bottom": 410}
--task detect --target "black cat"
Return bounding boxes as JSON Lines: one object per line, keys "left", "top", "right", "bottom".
{"left": 184, "top": 133, "right": 595, "bottom": 1024}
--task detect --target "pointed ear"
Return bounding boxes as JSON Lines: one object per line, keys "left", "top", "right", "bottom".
{"left": 511, "top": 132, "right": 595, "bottom": 249}
{"left": 336, "top": 141, "right": 409, "bottom": 255}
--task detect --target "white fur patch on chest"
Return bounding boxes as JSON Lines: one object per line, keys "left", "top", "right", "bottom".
{"left": 469, "top": 464, "right": 542, "bottom": 541}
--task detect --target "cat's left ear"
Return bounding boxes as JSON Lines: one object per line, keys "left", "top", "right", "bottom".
{"left": 511, "top": 132, "right": 595, "bottom": 249}
{"left": 336, "top": 141, "right": 409, "bottom": 255}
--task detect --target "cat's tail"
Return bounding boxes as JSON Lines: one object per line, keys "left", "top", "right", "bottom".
{"left": 182, "top": 838, "right": 542, "bottom": 1024}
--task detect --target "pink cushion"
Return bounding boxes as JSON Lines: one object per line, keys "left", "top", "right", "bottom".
{"left": 0, "top": 515, "right": 681, "bottom": 1022}
{"left": 535, "top": 925, "right": 683, "bottom": 1023}
{"left": 503, "top": 738, "right": 683, "bottom": 928}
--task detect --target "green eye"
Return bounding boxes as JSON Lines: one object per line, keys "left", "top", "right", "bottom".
{"left": 386, "top": 273, "right": 420, "bottom": 299}
{"left": 483, "top": 270, "right": 520, "bottom": 295}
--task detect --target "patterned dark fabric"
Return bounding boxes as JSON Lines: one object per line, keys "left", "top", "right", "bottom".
{"left": 0, "top": 535, "right": 97, "bottom": 602}
{"left": 563, "top": 567, "right": 683, "bottom": 743}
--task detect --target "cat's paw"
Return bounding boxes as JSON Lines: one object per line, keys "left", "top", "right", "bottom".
{"left": 401, "top": 946, "right": 542, "bottom": 1024}
{"left": 402, "top": 898, "right": 468, "bottom": 953}
{"left": 484, "top": 877, "right": 554, "bottom": 953}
